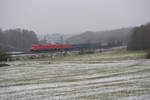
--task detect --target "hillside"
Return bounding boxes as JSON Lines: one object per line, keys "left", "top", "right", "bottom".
{"left": 66, "top": 28, "right": 132, "bottom": 44}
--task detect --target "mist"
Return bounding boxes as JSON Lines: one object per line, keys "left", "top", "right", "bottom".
{"left": 0, "top": 0, "right": 150, "bottom": 34}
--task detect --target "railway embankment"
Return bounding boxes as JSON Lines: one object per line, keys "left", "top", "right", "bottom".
{"left": 9, "top": 46, "right": 126, "bottom": 61}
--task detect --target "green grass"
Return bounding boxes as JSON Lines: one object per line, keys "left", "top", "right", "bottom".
{"left": 32, "top": 50, "right": 147, "bottom": 62}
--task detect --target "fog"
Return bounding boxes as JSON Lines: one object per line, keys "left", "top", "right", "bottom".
{"left": 0, "top": 0, "right": 150, "bottom": 34}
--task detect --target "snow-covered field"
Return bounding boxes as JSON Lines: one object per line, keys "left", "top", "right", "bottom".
{"left": 0, "top": 51, "right": 150, "bottom": 100}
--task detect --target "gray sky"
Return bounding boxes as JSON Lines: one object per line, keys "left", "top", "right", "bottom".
{"left": 0, "top": 0, "right": 150, "bottom": 34}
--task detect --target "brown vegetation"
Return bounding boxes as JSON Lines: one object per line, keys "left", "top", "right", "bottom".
{"left": 127, "top": 23, "right": 150, "bottom": 50}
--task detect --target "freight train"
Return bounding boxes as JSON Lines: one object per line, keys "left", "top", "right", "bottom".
{"left": 30, "top": 40, "right": 123, "bottom": 52}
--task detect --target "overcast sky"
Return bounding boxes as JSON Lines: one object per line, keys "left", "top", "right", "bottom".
{"left": 0, "top": 0, "right": 150, "bottom": 34}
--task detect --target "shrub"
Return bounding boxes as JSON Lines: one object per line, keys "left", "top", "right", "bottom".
{"left": 0, "top": 50, "right": 10, "bottom": 62}
{"left": 146, "top": 52, "right": 150, "bottom": 59}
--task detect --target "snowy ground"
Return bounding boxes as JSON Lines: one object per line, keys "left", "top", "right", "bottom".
{"left": 0, "top": 50, "right": 150, "bottom": 100}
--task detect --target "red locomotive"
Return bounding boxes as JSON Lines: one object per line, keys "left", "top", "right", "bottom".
{"left": 30, "top": 44, "right": 72, "bottom": 52}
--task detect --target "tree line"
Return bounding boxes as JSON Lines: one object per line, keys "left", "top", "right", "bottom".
{"left": 0, "top": 28, "right": 39, "bottom": 52}
{"left": 127, "top": 23, "right": 150, "bottom": 50}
